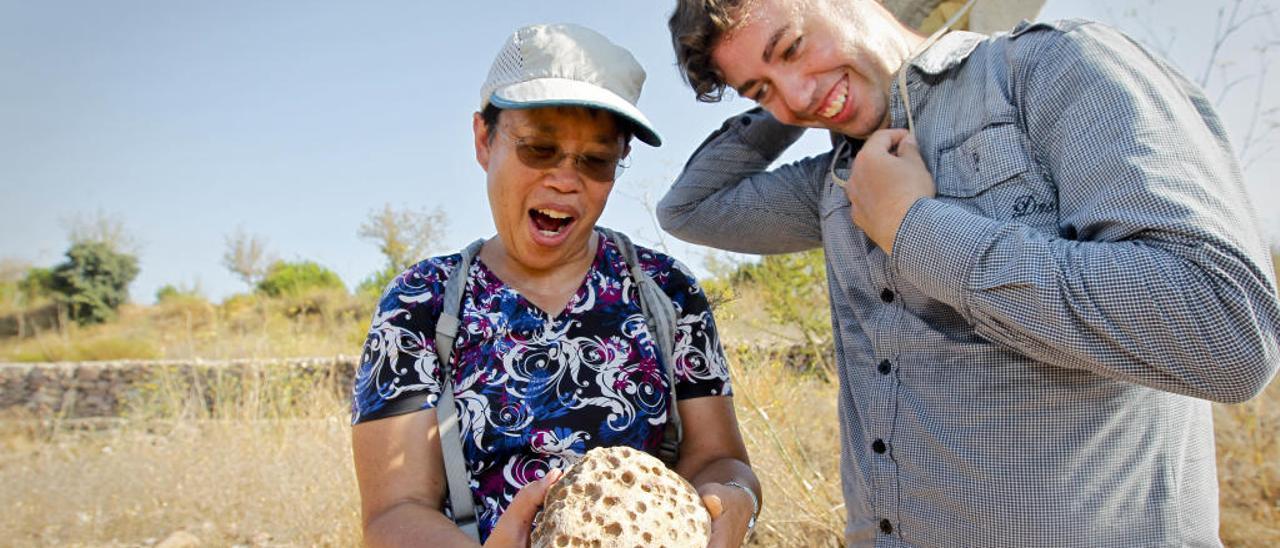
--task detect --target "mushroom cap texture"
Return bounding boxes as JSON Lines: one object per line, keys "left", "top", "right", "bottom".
{"left": 530, "top": 446, "right": 712, "bottom": 548}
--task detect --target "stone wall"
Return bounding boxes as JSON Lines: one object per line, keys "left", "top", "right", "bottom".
{"left": 0, "top": 357, "right": 359, "bottom": 419}
{"left": 0, "top": 303, "right": 61, "bottom": 338}
{"left": 0, "top": 344, "right": 827, "bottom": 420}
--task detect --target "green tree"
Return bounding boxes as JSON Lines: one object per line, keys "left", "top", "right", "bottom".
{"left": 256, "top": 260, "right": 346, "bottom": 298}
{"left": 49, "top": 241, "right": 141, "bottom": 325}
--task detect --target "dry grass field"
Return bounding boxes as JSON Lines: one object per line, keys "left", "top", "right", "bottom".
{"left": 1, "top": 256, "right": 1277, "bottom": 546}
{"left": 1, "top": 347, "right": 1276, "bottom": 547}
{"left": 0, "top": 291, "right": 369, "bottom": 364}
{"left": 0, "top": 346, "right": 847, "bottom": 547}
{"left": 1214, "top": 381, "right": 1280, "bottom": 545}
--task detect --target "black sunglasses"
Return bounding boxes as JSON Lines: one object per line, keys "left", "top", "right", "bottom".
{"left": 499, "top": 131, "right": 628, "bottom": 183}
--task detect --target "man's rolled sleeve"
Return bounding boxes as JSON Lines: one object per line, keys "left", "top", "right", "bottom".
{"left": 892, "top": 197, "right": 1002, "bottom": 319}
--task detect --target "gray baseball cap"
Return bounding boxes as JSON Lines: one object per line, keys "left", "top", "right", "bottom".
{"left": 479, "top": 23, "right": 662, "bottom": 147}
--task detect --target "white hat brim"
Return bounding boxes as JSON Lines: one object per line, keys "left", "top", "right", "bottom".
{"left": 490, "top": 78, "right": 662, "bottom": 147}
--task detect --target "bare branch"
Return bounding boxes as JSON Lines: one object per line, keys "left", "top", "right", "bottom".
{"left": 222, "top": 227, "right": 274, "bottom": 288}
{"left": 637, "top": 189, "right": 670, "bottom": 254}
{"left": 1199, "top": 0, "right": 1272, "bottom": 89}
{"left": 61, "top": 210, "right": 139, "bottom": 255}
{"left": 358, "top": 204, "right": 449, "bottom": 273}
{"left": 612, "top": 180, "right": 671, "bottom": 253}
{"left": 0, "top": 258, "right": 30, "bottom": 284}
{"left": 1238, "top": 41, "right": 1277, "bottom": 165}
{"left": 1104, "top": 3, "right": 1175, "bottom": 58}
{"left": 1213, "top": 73, "right": 1253, "bottom": 108}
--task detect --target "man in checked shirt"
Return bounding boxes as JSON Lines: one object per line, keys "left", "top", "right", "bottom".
{"left": 660, "top": 0, "right": 1280, "bottom": 546}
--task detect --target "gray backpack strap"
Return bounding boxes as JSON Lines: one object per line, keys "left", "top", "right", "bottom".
{"left": 433, "top": 238, "right": 486, "bottom": 542}
{"left": 599, "top": 228, "right": 682, "bottom": 467}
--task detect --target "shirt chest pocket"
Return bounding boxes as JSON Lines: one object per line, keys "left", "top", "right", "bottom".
{"left": 935, "top": 123, "right": 1059, "bottom": 230}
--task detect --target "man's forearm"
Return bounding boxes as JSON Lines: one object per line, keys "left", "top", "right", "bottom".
{"left": 657, "top": 108, "right": 825, "bottom": 254}
{"left": 885, "top": 22, "right": 1280, "bottom": 403}
{"left": 894, "top": 198, "right": 1280, "bottom": 403}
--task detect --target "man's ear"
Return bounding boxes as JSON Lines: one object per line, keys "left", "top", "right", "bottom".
{"left": 473, "top": 111, "right": 490, "bottom": 171}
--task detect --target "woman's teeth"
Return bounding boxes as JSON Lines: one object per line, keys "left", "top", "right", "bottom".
{"left": 530, "top": 208, "right": 574, "bottom": 236}
{"left": 537, "top": 208, "right": 571, "bottom": 220}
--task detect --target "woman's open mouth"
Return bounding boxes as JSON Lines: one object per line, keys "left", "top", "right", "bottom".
{"left": 528, "top": 207, "right": 576, "bottom": 245}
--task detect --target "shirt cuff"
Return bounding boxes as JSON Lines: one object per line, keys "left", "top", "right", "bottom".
{"left": 732, "top": 108, "right": 806, "bottom": 159}
{"left": 892, "top": 198, "right": 1003, "bottom": 318}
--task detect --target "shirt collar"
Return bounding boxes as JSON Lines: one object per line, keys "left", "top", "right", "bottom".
{"left": 829, "top": 31, "right": 987, "bottom": 165}
{"left": 907, "top": 30, "right": 986, "bottom": 75}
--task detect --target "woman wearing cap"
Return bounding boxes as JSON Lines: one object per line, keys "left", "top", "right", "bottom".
{"left": 350, "top": 24, "right": 759, "bottom": 547}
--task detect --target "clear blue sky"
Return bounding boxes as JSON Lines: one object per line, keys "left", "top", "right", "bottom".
{"left": 2, "top": 0, "right": 1276, "bottom": 303}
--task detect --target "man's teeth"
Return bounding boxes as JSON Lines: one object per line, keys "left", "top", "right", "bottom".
{"left": 537, "top": 208, "right": 571, "bottom": 220}
{"left": 820, "top": 88, "right": 847, "bottom": 119}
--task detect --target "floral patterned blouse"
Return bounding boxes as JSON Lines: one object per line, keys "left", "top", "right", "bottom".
{"left": 350, "top": 229, "right": 731, "bottom": 541}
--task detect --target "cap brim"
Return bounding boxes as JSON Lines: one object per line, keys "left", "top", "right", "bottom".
{"left": 489, "top": 78, "right": 662, "bottom": 147}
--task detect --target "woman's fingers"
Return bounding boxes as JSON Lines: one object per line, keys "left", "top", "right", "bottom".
{"left": 484, "top": 468, "right": 564, "bottom": 547}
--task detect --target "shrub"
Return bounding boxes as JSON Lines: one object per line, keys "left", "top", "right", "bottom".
{"left": 277, "top": 287, "right": 358, "bottom": 319}
{"left": 48, "top": 242, "right": 140, "bottom": 325}
{"left": 735, "top": 251, "right": 830, "bottom": 336}
{"left": 255, "top": 260, "right": 345, "bottom": 298}
{"left": 0, "top": 281, "right": 14, "bottom": 313}
{"left": 153, "top": 293, "right": 217, "bottom": 332}
{"left": 19, "top": 267, "right": 55, "bottom": 303}
{"left": 221, "top": 292, "right": 258, "bottom": 313}
{"left": 155, "top": 283, "right": 204, "bottom": 304}
{"left": 355, "top": 265, "right": 398, "bottom": 304}
{"left": 703, "top": 249, "right": 833, "bottom": 374}
{"left": 155, "top": 286, "right": 179, "bottom": 303}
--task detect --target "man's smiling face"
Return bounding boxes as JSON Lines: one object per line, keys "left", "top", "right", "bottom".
{"left": 710, "top": 0, "right": 912, "bottom": 138}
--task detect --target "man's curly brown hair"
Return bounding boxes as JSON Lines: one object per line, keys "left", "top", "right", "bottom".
{"left": 669, "top": 0, "right": 753, "bottom": 103}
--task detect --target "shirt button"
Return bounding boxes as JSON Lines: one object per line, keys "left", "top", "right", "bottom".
{"left": 877, "top": 360, "right": 892, "bottom": 375}
{"left": 872, "top": 439, "right": 886, "bottom": 454}
{"left": 880, "top": 288, "right": 894, "bottom": 303}
{"left": 880, "top": 519, "right": 893, "bottom": 534}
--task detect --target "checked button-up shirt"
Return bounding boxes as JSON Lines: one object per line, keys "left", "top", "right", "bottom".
{"left": 658, "top": 19, "right": 1279, "bottom": 548}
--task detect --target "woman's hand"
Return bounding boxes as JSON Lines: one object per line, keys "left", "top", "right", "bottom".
{"left": 482, "top": 468, "right": 564, "bottom": 548}
{"left": 698, "top": 483, "right": 755, "bottom": 548}
{"left": 674, "top": 397, "right": 759, "bottom": 548}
